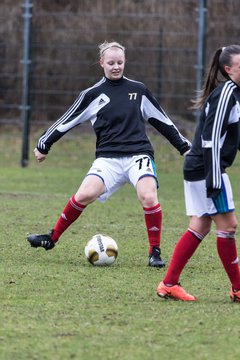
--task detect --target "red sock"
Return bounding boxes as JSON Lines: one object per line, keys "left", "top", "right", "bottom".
{"left": 164, "top": 229, "right": 203, "bottom": 285}
{"left": 143, "top": 203, "right": 162, "bottom": 253}
{"left": 216, "top": 232, "right": 240, "bottom": 291}
{"left": 51, "top": 195, "right": 86, "bottom": 241}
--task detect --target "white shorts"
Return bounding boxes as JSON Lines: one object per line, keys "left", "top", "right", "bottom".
{"left": 86, "top": 155, "right": 158, "bottom": 202}
{"left": 184, "top": 173, "right": 235, "bottom": 217}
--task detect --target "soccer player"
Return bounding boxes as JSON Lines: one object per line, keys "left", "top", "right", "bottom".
{"left": 157, "top": 44, "right": 240, "bottom": 299}
{"left": 27, "top": 41, "right": 191, "bottom": 267}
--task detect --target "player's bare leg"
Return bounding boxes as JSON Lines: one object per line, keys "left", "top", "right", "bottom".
{"left": 27, "top": 175, "right": 105, "bottom": 250}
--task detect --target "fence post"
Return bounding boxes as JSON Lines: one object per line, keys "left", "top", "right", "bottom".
{"left": 20, "top": 0, "right": 33, "bottom": 167}
{"left": 195, "top": 0, "right": 207, "bottom": 122}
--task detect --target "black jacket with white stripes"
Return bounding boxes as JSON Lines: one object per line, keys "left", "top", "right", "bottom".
{"left": 184, "top": 80, "right": 240, "bottom": 198}
{"left": 37, "top": 76, "right": 191, "bottom": 160}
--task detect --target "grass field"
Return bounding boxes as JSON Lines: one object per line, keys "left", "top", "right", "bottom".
{"left": 1, "top": 125, "right": 240, "bottom": 360}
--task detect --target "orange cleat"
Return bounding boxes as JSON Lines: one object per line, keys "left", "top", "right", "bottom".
{"left": 157, "top": 281, "right": 196, "bottom": 301}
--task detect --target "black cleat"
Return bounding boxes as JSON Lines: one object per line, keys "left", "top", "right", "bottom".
{"left": 27, "top": 231, "right": 55, "bottom": 251}
{"left": 148, "top": 246, "right": 165, "bottom": 268}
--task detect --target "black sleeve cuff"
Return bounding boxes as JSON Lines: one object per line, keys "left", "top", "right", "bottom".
{"left": 207, "top": 188, "right": 221, "bottom": 198}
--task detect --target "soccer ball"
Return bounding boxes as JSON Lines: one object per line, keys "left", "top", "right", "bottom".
{"left": 84, "top": 234, "right": 118, "bottom": 266}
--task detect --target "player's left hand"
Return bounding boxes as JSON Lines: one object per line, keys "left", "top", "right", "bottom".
{"left": 183, "top": 150, "right": 190, "bottom": 156}
{"left": 34, "top": 148, "right": 47, "bottom": 162}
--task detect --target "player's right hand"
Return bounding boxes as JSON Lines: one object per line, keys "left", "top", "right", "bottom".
{"left": 34, "top": 148, "right": 46, "bottom": 162}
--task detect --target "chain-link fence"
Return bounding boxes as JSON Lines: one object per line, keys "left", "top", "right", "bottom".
{"left": 1, "top": 0, "right": 240, "bottom": 126}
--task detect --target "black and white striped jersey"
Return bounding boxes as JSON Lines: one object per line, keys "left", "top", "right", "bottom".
{"left": 37, "top": 76, "right": 191, "bottom": 160}
{"left": 184, "top": 80, "right": 240, "bottom": 198}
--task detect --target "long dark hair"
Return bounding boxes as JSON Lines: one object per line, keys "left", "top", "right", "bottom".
{"left": 192, "top": 44, "right": 240, "bottom": 109}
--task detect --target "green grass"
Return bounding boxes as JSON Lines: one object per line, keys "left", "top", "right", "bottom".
{"left": 1, "top": 125, "right": 240, "bottom": 360}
